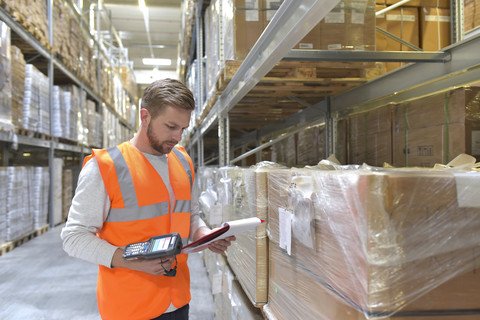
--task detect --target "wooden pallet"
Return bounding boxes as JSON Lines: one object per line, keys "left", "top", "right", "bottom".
{"left": 0, "top": 225, "right": 49, "bottom": 257}
{"left": 15, "top": 128, "right": 52, "bottom": 141}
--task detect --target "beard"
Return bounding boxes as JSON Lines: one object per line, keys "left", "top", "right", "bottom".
{"left": 146, "top": 122, "right": 177, "bottom": 154}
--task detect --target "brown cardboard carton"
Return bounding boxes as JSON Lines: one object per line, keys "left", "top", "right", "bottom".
{"left": 420, "top": 7, "right": 451, "bottom": 51}
{"left": 231, "top": 0, "right": 264, "bottom": 60}
{"left": 376, "top": 5, "right": 389, "bottom": 52}
{"left": 384, "top": 7, "right": 419, "bottom": 72}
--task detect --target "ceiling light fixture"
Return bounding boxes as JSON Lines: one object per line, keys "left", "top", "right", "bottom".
{"left": 143, "top": 58, "right": 172, "bottom": 66}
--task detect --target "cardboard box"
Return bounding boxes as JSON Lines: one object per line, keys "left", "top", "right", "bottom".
{"left": 393, "top": 87, "right": 480, "bottom": 166}
{"left": 420, "top": 7, "right": 451, "bottom": 51}
{"left": 383, "top": 7, "right": 420, "bottom": 72}
{"left": 296, "top": 125, "right": 326, "bottom": 165}
{"left": 347, "top": 105, "right": 393, "bottom": 166}
{"left": 230, "top": 0, "right": 264, "bottom": 60}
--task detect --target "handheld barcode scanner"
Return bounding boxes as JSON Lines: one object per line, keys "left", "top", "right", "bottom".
{"left": 122, "top": 233, "right": 183, "bottom": 277}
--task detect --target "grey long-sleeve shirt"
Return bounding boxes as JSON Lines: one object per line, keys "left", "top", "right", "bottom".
{"left": 60, "top": 151, "right": 205, "bottom": 268}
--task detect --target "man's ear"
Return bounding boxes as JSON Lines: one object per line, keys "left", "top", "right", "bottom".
{"left": 140, "top": 108, "right": 150, "bottom": 125}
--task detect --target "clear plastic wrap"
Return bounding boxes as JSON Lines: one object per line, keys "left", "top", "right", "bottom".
{"left": 10, "top": 45, "right": 26, "bottom": 129}
{"left": 6, "top": 167, "right": 33, "bottom": 241}
{"left": 265, "top": 163, "right": 480, "bottom": 319}
{"left": 0, "top": 167, "right": 7, "bottom": 244}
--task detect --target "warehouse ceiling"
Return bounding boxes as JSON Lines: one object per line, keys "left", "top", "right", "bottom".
{"left": 103, "top": 0, "right": 182, "bottom": 89}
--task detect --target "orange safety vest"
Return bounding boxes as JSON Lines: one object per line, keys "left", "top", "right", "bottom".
{"left": 83, "top": 142, "right": 194, "bottom": 320}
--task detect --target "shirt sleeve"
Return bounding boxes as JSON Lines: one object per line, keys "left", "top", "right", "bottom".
{"left": 60, "top": 157, "right": 118, "bottom": 268}
{"left": 189, "top": 181, "right": 207, "bottom": 241}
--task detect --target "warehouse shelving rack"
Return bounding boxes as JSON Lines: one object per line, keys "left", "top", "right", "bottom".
{"left": 0, "top": 0, "right": 137, "bottom": 228}
{"left": 182, "top": 0, "right": 480, "bottom": 167}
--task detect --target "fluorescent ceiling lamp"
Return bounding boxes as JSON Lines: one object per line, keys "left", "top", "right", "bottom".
{"left": 143, "top": 58, "right": 172, "bottom": 66}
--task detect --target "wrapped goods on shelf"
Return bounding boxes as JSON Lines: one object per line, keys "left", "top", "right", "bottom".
{"left": 101, "top": 59, "right": 114, "bottom": 107}
{"left": 52, "top": 158, "right": 63, "bottom": 226}
{"left": 77, "top": 90, "right": 89, "bottom": 145}
{"left": 464, "top": 0, "right": 480, "bottom": 34}
{"left": 0, "top": 168, "right": 7, "bottom": 244}
{"left": 393, "top": 87, "right": 480, "bottom": 167}
{"left": 348, "top": 105, "right": 393, "bottom": 166}
{"left": 296, "top": 125, "right": 326, "bottom": 166}
{"left": 22, "top": 64, "right": 49, "bottom": 134}
{"left": 10, "top": 45, "right": 26, "bottom": 129}
{"left": 0, "top": 22, "right": 12, "bottom": 130}
{"left": 33, "top": 167, "right": 49, "bottom": 229}
{"left": 62, "top": 169, "right": 72, "bottom": 222}
{"left": 226, "top": 164, "right": 278, "bottom": 306}
{"left": 60, "top": 85, "right": 79, "bottom": 142}
{"left": 6, "top": 167, "right": 34, "bottom": 241}
{"left": 52, "top": 86, "right": 64, "bottom": 137}
{"left": 265, "top": 165, "right": 480, "bottom": 319}
{"left": 3, "top": 0, "right": 49, "bottom": 47}
{"left": 86, "top": 99, "right": 101, "bottom": 147}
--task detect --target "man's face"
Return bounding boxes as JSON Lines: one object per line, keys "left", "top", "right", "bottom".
{"left": 146, "top": 105, "right": 191, "bottom": 155}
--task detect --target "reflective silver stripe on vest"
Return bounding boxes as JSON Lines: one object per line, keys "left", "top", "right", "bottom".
{"left": 106, "top": 202, "right": 169, "bottom": 222}
{"left": 172, "top": 148, "right": 192, "bottom": 187}
{"left": 107, "top": 146, "right": 138, "bottom": 208}
{"left": 174, "top": 199, "right": 191, "bottom": 213}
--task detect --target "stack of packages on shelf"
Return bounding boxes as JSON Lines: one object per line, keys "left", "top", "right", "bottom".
{"left": 10, "top": 45, "right": 26, "bottom": 129}
{"left": 0, "top": 21, "right": 12, "bottom": 130}
{"left": 52, "top": 86, "right": 65, "bottom": 137}
{"left": 263, "top": 156, "right": 480, "bottom": 320}
{"left": 6, "top": 167, "right": 33, "bottom": 241}
{"left": 100, "top": 58, "right": 114, "bottom": 107}
{"left": 295, "top": 124, "right": 326, "bottom": 166}
{"left": 22, "top": 65, "right": 49, "bottom": 135}
{"left": 60, "top": 85, "right": 79, "bottom": 142}
{"left": 76, "top": 91, "right": 89, "bottom": 146}
{"left": 271, "top": 135, "right": 297, "bottom": 167}
{"left": 117, "top": 65, "right": 137, "bottom": 101}
{"left": 102, "top": 105, "right": 116, "bottom": 148}
{"left": 32, "top": 167, "right": 49, "bottom": 229}
{"left": 2, "top": 0, "right": 49, "bottom": 48}
{"left": 52, "top": 0, "right": 97, "bottom": 92}
{"left": 342, "top": 86, "right": 480, "bottom": 168}
{"left": 62, "top": 169, "right": 73, "bottom": 222}
{"left": 0, "top": 168, "right": 7, "bottom": 244}
{"left": 86, "top": 99, "right": 102, "bottom": 148}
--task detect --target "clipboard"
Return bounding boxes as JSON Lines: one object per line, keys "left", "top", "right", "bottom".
{"left": 182, "top": 217, "right": 264, "bottom": 253}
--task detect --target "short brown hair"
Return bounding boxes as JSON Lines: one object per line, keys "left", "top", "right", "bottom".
{"left": 141, "top": 78, "right": 195, "bottom": 118}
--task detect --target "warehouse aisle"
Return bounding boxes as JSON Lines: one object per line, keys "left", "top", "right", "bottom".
{"left": 0, "top": 226, "right": 215, "bottom": 320}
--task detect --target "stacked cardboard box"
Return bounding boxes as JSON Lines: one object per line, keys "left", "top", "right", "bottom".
{"left": 10, "top": 46, "right": 26, "bottom": 129}
{"left": 464, "top": 0, "right": 480, "bottom": 33}
{"left": 52, "top": 158, "right": 63, "bottom": 226}
{"left": 265, "top": 166, "right": 480, "bottom": 319}
{"left": 0, "top": 22, "right": 12, "bottom": 130}
{"left": 296, "top": 125, "right": 326, "bottom": 166}
{"left": 393, "top": 87, "right": 480, "bottom": 167}
{"left": 60, "top": 85, "right": 80, "bottom": 142}
{"left": 347, "top": 105, "right": 393, "bottom": 166}
{"left": 420, "top": 7, "right": 451, "bottom": 51}
{"left": 271, "top": 135, "right": 296, "bottom": 167}
{"left": 32, "top": 167, "right": 49, "bottom": 229}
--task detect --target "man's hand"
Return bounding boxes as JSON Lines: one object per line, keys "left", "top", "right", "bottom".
{"left": 111, "top": 248, "right": 175, "bottom": 276}
{"left": 207, "top": 235, "right": 236, "bottom": 254}
{"left": 193, "top": 226, "right": 236, "bottom": 254}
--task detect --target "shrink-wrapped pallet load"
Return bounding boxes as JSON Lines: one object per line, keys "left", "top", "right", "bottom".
{"left": 22, "top": 65, "right": 49, "bottom": 134}
{"left": 6, "top": 167, "right": 33, "bottom": 241}
{"left": 0, "top": 22, "right": 12, "bottom": 130}
{"left": 10, "top": 46, "right": 26, "bottom": 129}
{"left": 60, "top": 85, "right": 79, "bottom": 142}
{"left": 264, "top": 161, "right": 480, "bottom": 319}
{"left": 226, "top": 164, "right": 277, "bottom": 306}
{"left": 32, "top": 167, "right": 49, "bottom": 229}
{"left": 62, "top": 169, "right": 73, "bottom": 222}
{"left": 52, "top": 159, "right": 64, "bottom": 226}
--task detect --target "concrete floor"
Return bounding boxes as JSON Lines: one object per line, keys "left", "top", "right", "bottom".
{"left": 0, "top": 225, "right": 215, "bottom": 320}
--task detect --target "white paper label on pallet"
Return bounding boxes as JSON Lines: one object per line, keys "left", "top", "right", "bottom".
{"left": 298, "top": 43, "right": 314, "bottom": 49}
{"left": 279, "top": 207, "right": 292, "bottom": 255}
{"left": 472, "top": 131, "right": 480, "bottom": 155}
{"left": 245, "top": 0, "right": 260, "bottom": 22}
{"left": 454, "top": 172, "right": 480, "bottom": 208}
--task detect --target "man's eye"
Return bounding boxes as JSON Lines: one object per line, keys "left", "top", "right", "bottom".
{"left": 167, "top": 125, "right": 175, "bottom": 129}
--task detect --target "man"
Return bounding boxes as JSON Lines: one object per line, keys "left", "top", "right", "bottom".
{"left": 61, "top": 78, "right": 234, "bottom": 320}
